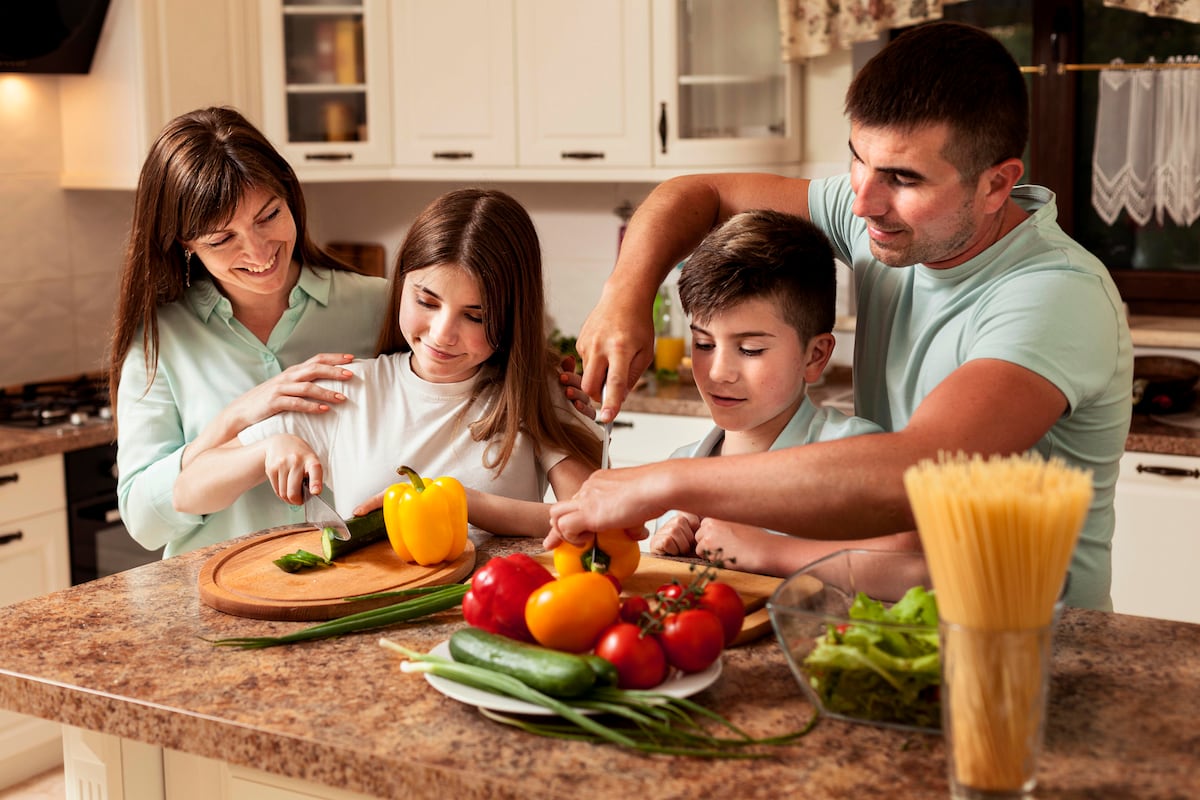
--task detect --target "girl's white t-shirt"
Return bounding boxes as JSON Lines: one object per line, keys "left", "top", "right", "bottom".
{"left": 239, "top": 352, "right": 580, "bottom": 525}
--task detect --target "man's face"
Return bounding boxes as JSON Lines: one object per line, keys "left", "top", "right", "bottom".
{"left": 847, "top": 122, "right": 994, "bottom": 269}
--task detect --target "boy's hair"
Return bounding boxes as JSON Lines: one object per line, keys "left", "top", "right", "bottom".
{"left": 845, "top": 21, "right": 1028, "bottom": 182}
{"left": 377, "top": 188, "right": 601, "bottom": 473}
{"left": 678, "top": 209, "right": 836, "bottom": 345}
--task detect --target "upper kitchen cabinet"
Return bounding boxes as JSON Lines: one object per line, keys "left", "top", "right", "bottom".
{"left": 59, "top": 0, "right": 257, "bottom": 190}
{"left": 515, "top": 0, "right": 652, "bottom": 169}
{"left": 390, "top": 0, "right": 516, "bottom": 168}
{"left": 259, "top": 0, "right": 392, "bottom": 173}
{"left": 652, "top": 0, "right": 800, "bottom": 167}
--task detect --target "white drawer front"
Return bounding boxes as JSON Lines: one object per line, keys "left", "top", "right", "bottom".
{"left": 0, "top": 454, "right": 66, "bottom": 524}
{"left": 607, "top": 411, "right": 713, "bottom": 468}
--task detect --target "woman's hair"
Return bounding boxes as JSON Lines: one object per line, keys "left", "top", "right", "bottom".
{"left": 107, "top": 106, "right": 355, "bottom": 411}
{"left": 678, "top": 209, "right": 836, "bottom": 345}
{"left": 844, "top": 21, "right": 1029, "bottom": 182}
{"left": 377, "top": 188, "right": 602, "bottom": 474}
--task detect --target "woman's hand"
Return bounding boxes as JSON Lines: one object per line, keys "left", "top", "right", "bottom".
{"left": 227, "top": 353, "right": 358, "bottom": 431}
{"left": 649, "top": 511, "right": 700, "bottom": 557}
{"left": 262, "top": 434, "right": 323, "bottom": 505}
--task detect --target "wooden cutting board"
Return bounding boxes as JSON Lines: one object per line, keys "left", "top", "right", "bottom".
{"left": 533, "top": 552, "right": 812, "bottom": 647}
{"left": 199, "top": 525, "right": 475, "bottom": 621}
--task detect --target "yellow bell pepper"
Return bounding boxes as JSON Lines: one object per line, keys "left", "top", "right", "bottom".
{"left": 553, "top": 528, "right": 641, "bottom": 581}
{"left": 383, "top": 465, "right": 468, "bottom": 566}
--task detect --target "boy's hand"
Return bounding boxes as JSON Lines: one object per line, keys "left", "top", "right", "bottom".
{"left": 263, "top": 434, "right": 323, "bottom": 506}
{"left": 694, "top": 518, "right": 773, "bottom": 574}
{"left": 649, "top": 511, "right": 700, "bottom": 556}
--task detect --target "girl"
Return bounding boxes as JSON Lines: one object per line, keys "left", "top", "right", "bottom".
{"left": 174, "top": 189, "right": 602, "bottom": 538}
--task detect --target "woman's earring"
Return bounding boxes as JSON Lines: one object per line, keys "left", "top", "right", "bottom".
{"left": 184, "top": 249, "right": 192, "bottom": 288}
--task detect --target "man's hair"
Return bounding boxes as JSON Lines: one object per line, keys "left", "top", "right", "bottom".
{"left": 678, "top": 210, "right": 836, "bottom": 345}
{"left": 845, "top": 21, "right": 1029, "bottom": 181}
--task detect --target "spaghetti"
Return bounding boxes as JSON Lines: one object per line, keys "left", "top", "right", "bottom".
{"left": 903, "top": 451, "right": 1092, "bottom": 794}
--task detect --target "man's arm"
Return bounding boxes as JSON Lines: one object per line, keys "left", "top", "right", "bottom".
{"left": 549, "top": 358, "right": 1067, "bottom": 544}
{"left": 580, "top": 172, "right": 813, "bottom": 421}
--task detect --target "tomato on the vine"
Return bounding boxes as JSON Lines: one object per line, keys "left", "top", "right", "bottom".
{"left": 619, "top": 595, "right": 651, "bottom": 624}
{"left": 594, "top": 623, "right": 669, "bottom": 689}
{"left": 656, "top": 582, "right": 692, "bottom": 607}
{"left": 657, "top": 608, "right": 725, "bottom": 673}
{"left": 697, "top": 581, "right": 745, "bottom": 646}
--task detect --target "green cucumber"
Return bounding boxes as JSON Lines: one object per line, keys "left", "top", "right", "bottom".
{"left": 321, "top": 508, "right": 387, "bottom": 561}
{"left": 582, "top": 653, "right": 619, "bottom": 688}
{"left": 448, "top": 627, "right": 597, "bottom": 698}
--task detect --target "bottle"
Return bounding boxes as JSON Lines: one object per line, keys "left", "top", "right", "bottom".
{"left": 654, "top": 281, "right": 685, "bottom": 374}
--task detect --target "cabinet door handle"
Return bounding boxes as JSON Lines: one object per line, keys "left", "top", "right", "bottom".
{"left": 0, "top": 473, "right": 17, "bottom": 486}
{"left": 432, "top": 150, "right": 475, "bottom": 160}
{"left": 560, "top": 151, "right": 605, "bottom": 161}
{"left": 304, "top": 152, "right": 354, "bottom": 161}
{"left": 658, "top": 101, "right": 668, "bottom": 154}
{"left": 1136, "top": 463, "right": 1200, "bottom": 479}
{"left": 0, "top": 531, "right": 22, "bottom": 546}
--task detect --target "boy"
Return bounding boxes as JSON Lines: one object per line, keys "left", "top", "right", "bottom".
{"left": 650, "top": 210, "right": 919, "bottom": 577}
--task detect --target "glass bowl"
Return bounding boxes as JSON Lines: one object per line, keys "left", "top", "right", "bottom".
{"left": 767, "top": 549, "right": 941, "bottom": 734}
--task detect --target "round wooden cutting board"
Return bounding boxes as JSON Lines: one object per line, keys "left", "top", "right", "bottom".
{"left": 198, "top": 525, "right": 475, "bottom": 621}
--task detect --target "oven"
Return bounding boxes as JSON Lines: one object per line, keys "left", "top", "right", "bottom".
{"left": 1, "top": 376, "right": 163, "bottom": 584}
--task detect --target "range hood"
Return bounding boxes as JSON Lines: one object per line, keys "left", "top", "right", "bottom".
{"left": 0, "top": 0, "right": 110, "bottom": 75}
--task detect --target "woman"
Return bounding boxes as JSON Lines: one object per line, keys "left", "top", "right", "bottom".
{"left": 109, "top": 107, "right": 389, "bottom": 558}
{"left": 174, "top": 189, "right": 602, "bottom": 540}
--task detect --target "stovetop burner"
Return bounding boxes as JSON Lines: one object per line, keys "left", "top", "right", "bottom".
{"left": 0, "top": 375, "right": 112, "bottom": 429}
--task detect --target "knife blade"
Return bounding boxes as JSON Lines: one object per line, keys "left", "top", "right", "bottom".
{"left": 593, "top": 389, "right": 614, "bottom": 566}
{"left": 303, "top": 478, "right": 351, "bottom": 541}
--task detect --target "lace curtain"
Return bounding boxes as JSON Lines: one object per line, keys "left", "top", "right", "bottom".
{"left": 1101, "top": 0, "right": 1200, "bottom": 24}
{"left": 1092, "top": 58, "right": 1200, "bottom": 227}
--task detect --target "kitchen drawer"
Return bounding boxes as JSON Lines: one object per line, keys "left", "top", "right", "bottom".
{"left": 0, "top": 455, "right": 66, "bottom": 524}
{"left": 0, "top": 508, "right": 70, "bottom": 607}
{"left": 607, "top": 411, "right": 713, "bottom": 468}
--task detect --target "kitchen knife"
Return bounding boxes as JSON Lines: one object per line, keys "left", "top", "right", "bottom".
{"left": 303, "top": 478, "right": 351, "bottom": 541}
{"left": 593, "top": 389, "right": 614, "bottom": 565}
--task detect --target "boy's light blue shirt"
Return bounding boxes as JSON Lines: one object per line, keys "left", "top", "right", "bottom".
{"left": 809, "top": 175, "right": 1133, "bottom": 610}
{"left": 116, "top": 266, "right": 388, "bottom": 558}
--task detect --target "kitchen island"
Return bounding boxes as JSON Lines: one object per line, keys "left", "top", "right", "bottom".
{"left": 0, "top": 534, "right": 1196, "bottom": 800}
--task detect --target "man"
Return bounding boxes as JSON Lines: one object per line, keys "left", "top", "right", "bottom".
{"left": 547, "top": 21, "right": 1132, "bottom": 610}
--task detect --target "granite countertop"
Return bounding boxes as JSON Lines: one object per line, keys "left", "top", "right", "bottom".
{"left": 0, "top": 422, "right": 113, "bottom": 467}
{"left": 0, "top": 534, "right": 1197, "bottom": 799}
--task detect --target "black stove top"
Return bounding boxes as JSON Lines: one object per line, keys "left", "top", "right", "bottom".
{"left": 0, "top": 375, "right": 112, "bottom": 428}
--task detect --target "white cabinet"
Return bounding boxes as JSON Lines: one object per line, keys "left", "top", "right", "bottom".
{"left": 259, "top": 0, "right": 392, "bottom": 171}
{"left": 1111, "top": 450, "right": 1200, "bottom": 624}
{"left": 607, "top": 411, "right": 712, "bottom": 469}
{"left": 0, "top": 455, "right": 69, "bottom": 790}
{"left": 390, "top": 0, "right": 516, "bottom": 167}
{"left": 59, "top": 0, "right": 257, "bottom": 189}
{"left": 515, "top": 0, "right": 652, "bottom": 168}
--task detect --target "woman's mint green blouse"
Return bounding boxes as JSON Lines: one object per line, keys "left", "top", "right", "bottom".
{"left": 115, "top": 266, "right": 388, "bottom": 558}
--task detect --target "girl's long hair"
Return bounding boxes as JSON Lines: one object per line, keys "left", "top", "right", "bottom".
{"left": 107, "top": 106, "right": 358, "bottom": 412}
{"left": 376, "top": 189, "right": 601, "bottom": 474}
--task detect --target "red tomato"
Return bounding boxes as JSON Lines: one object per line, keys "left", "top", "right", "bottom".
{"left": 619, "top": 595, "right": 651, "bottom": 624}
{"left": 656, "top": 582, "right": 692, "bottom": 608}
{"left": 594, "top": 623, "right": 669, "bottom": 689}
{"left": 698, "top": 581, "right": 745, "bottom": 647}
{"left": 657, "top": 608, "right": 725, "bottom": 673}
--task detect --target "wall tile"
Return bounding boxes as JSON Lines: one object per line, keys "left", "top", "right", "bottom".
{"left": 0, "top": 178, "right": 71, "bottom": 284}
{"left": 0, "top": 279, "right": 77, "bottom": 385}
{"left": 70, "top": 271, "right": 119, "bottom": 374}
{"left": 0, "top": 76, "right": 62, "bottom": 175}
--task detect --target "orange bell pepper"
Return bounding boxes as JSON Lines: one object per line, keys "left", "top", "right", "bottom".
{"left": 553, "top": 528, "right": 641, "bottom": 581}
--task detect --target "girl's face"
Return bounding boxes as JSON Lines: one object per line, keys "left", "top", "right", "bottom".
{"left": 182, "top": 186, "right": 299, "bottom": 304}
{"left": 399, "top": 263, "right": 496, "bottom": 384}
{"left": 690, "top": 296, "right": 822, "bottom": 447}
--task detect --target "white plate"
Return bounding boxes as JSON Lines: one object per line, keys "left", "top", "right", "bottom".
{"left": 422, "top": 640, "right": 722, "bottom": 716}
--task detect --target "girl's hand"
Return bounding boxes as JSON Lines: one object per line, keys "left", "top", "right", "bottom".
{"left": 262, "top": 434, "right": 323, "bottom": 505}
{"left": 649, "top": 511, "right": 700, "bottom": 557}
{"left": 229, "top": 353, "right": 357, "bottom": 431}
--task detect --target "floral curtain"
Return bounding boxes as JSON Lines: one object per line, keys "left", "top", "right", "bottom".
{"left": 1101, "top": 0, "right": 1200, "bottom": 24}
{"left": 776, "top": 0, "right": 969, "bottom": 61}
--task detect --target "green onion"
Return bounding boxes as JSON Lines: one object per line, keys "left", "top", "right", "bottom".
{"left": 383, "top": 639, "right": 819, "bottom": 757}
{"left": 208, "top": 583, "right": 468, "bottom": 649}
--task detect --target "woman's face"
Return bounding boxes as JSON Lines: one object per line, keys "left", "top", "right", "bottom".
{"left": 182, "top": 185, "right": 299, "bottom": 304}
{"left": 398, "top": 263, "right": 496, "bottom": 384}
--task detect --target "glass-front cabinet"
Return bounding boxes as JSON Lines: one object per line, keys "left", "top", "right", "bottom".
{"left": 259, "top": 0, "right": 391, "bottom": 169}
{"left": 652, "top": 0, "right": 801, "bottom": 167}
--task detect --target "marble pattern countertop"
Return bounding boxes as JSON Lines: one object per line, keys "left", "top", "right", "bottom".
{"left": 0, "top": 534, "right": 1197, "bottom": 799}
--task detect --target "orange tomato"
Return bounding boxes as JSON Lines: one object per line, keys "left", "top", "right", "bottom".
{"left": 524, "top": 572, "right": 621, "bottom": 653}
{"left": 552, "top": 528, "right": 641, "bottom": 581}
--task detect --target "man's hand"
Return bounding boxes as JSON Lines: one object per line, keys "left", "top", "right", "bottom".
{"left": 576, "top": 288, "right": 656, "bottom": 423}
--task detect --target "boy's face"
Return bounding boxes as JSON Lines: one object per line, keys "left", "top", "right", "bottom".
{"left": 690, "top": 297, "right": 826, "bottom": 442}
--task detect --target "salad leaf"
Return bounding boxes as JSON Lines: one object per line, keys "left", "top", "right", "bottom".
{"left": 802, "top": 585, "right": 941, "bottom": 730}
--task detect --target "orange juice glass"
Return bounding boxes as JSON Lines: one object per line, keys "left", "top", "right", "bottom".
{"left": 655, "top": 336, "right": 686, "bottom": 372}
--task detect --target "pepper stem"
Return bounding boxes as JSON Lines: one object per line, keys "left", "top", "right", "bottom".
{"left": 396, "top": 465, "right": 426, "bottom": 493}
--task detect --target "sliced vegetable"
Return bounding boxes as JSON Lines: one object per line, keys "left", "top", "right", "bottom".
{"left": 322, "top": 507, "right": 387, "bottom": 561}
{"left": 208, "top": 583, "right": 468, "bottom": 649}
{"left": 448, "top": 627, "right": 597, "bottom": 698}
{"left": 461, "top": 553, "right": 553, "bottom": 642}
{"left": 553, "top": 528, "right": 641, "bottom": 580}
{"left": 273, "top": 549, "right": 332, "bottom": 573}
{"left": 384, "top": 465, "right": 469, "bottom": 565}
